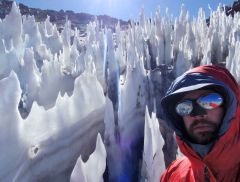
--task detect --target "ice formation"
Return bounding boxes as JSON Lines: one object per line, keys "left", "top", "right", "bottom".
{"left": 141, "top": 107, "right": 165, "bottom": 182}
{"left": 0, "top": 2, "right": 240, "bottom": 182}
{"left": 70, "top": 134, "right": 106, "bottom": 182}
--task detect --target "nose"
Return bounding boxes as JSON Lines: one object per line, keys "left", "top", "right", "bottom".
{"left": 190, "top": 103, "right": 207, "bottom": 117}
{"left": 191, "top": 113, "right": 207, "bottom": 120}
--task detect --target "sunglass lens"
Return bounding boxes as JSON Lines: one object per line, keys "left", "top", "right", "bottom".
{"left": 197, "top": 93, "right": 223, "bottom": 109}
{"left": 175, "top": 100, "right": 193, "bottom": 116}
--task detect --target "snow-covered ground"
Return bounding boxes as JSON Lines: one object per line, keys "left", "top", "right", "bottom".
{"left": 0, "top": 2, "right": 240, "bottom": 182}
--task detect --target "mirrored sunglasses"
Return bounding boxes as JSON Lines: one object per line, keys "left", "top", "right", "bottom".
{"left": 175, "top": 93, "right": 223, "bottom": 117}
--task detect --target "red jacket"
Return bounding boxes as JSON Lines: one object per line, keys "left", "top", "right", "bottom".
{"left": 161, "top": 65, "right": 240, "bottom": 182}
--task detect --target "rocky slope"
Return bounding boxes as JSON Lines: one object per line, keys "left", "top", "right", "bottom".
{"left": 0, "top": 0, "right": 129, "bottom": 33}
{"left": 225, "top": 0, "right": 240, "bottom": 15}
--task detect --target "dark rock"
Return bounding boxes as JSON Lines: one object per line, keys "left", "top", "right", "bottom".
{"left": 225, "top": 0, "right": 240, "bottom": 16}
{"left": 206, "top": 0, "right": 240, "bottom": 25}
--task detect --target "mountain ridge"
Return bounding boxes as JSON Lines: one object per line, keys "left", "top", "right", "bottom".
{"left": 0, "top": 0, "right": 129, "bottom": 33}
{"left": 1, "top": 1, "right": 240, "bottom": 32}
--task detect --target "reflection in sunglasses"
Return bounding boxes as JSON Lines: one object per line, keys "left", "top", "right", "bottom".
{"left": 176, "top": 93, "right": 223, "bottom": 117}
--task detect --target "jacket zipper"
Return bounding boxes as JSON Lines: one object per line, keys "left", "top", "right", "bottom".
{"left": 204, "top": 165, "right": 210, "bottom": 182}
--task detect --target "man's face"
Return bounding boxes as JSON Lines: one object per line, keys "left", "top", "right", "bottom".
{"left": 181, "top": 90, "right": 225, "bottom": 144}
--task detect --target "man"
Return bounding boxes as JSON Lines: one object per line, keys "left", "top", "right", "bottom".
{"left": 160, "top": 65, "right": 240, "bottom": 181}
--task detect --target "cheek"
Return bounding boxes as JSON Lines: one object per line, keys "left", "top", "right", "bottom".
{"left": 207, "top": 108, "right": 225, "bottom": 123}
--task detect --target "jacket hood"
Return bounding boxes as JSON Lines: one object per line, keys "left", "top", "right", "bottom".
{"left": 161, "top": 65, "right": 239, "bottom": 154}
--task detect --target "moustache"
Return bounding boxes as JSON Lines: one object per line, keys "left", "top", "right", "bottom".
{"left": 189, "top": 119, "right": 218, "bottom": 130}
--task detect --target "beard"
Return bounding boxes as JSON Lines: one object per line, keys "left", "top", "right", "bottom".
{"left": 186, "top": 119, "right": 220, "bottom": 144}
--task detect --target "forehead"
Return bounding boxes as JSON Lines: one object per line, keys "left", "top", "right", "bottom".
{"left": 182, "top": 89, "right": 214, "bottom": 99}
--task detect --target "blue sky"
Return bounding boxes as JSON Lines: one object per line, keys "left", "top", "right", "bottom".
{"left": 15, "top": 0, "right": 235, "bottom": 21}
